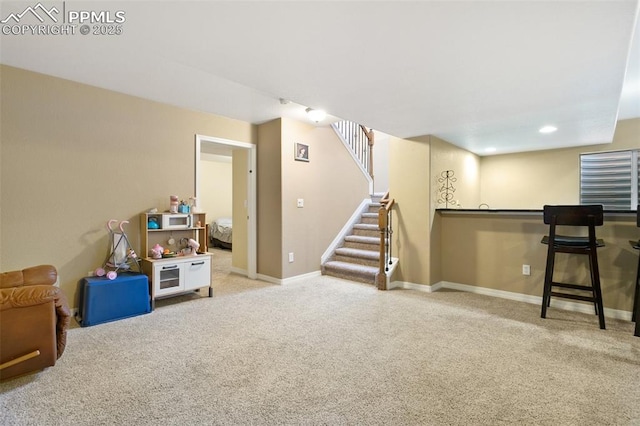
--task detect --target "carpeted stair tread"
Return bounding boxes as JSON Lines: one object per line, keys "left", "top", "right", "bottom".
{"left": 345, "top": 235, "right": 379, "bottom": 245}
{"left": 323, "top": 261, "right": 378, "bottom": 276}
{"left": 353, "top": 223, "right": 378, "bottom": 230}
{"left": 335, "top": 247, "right": 380, "bottom": 260}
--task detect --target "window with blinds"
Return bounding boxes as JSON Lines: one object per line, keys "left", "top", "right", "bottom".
{"left": 580, "top": 150, "right": 639, "bottom": 210}
{"left": 637, "top": 151, "right": 640, "bottom": 208}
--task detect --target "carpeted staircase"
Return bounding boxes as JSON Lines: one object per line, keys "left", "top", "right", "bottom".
{"left": 321, "top": 200, "right": 383, "bottom": 284}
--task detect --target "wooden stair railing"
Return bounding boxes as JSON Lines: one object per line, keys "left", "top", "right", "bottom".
{"left": 332, "top": 121, "right": 375, "bottom": 179}
{"left": 361, "top": 124, "right": 374, "bottom": 179}
{"left": 376, "top": 192, "right": 395, "bottom": 290}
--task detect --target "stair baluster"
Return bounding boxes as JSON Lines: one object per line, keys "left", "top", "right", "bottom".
{"left": 331, "top": 120, "right": 374, "bottom": 179}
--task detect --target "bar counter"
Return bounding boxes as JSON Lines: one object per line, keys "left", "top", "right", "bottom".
{"left": 434, "top": 208, "right": 638, "bottom": 319}
{"left": 437, "top": 208, "right": 637, "bottom": 216}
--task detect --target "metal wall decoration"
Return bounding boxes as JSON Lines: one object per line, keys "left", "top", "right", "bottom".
{"left": 437, "top": 170, "right": 457, "bottom": 208}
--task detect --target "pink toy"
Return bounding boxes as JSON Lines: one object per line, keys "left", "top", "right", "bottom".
{"left": 188, "top": 238, "right": 200, "bottom": 255}
{"left": 170, "top": 195, "right": 179, "bottom": 213}
{"left": 151, "top": 243, "right": 164, "bottom": 259}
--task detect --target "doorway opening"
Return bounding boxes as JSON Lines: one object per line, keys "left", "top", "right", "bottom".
{"left": 194, "top": 134, "right": 256, "bottom": 279}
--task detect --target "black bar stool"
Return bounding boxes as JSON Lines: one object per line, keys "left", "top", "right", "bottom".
{"left": 630, "top": 205, "right": 639, "bottom": 337}
{"left": 541, "top": 205, "right": 606, "bottom": 329}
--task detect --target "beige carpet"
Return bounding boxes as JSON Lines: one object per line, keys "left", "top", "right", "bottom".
{"left": 1, "top": 249, "right": 639, "bottom": 425}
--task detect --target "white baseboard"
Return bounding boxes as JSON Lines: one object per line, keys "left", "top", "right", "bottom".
{"left": 255, "top": 273, "right": 281, "bottom": 285}
{"left": 389, "top": 280, "right": 441, "bottom": 292}
{"left": 389, "top": 280, "right": 633, "bottom": 321}
{"left": 282, "top": 271, "right": 322, "bottom": 285}
{"left": 256, "top": 270, "right": 322, "bottom": 286}
{"left": 230, "top": 266, "right": 247, "bottom": 276}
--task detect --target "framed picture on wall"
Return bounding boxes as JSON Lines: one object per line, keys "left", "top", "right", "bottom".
{"left": 295, "top": 143, "right": 309, "bottom": 162}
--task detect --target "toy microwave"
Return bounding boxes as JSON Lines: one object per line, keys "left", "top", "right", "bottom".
{"left": 162, "top": 213, "right": 192, "bottom": 229}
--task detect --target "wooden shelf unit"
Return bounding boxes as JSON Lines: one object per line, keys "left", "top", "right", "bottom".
{"left": 139, "top": 212, "right": 211, "bottom": 308}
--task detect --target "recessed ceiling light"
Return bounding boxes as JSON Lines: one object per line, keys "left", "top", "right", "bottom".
{"left": 485, "top": 147, "right": 497, "bottom": 153}
{"left": 539, "top": 125, "right": 558, "bottom": 134}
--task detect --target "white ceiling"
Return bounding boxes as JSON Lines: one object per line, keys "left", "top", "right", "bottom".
{"left": 1, "top": 0, "right": 639, "bottom": 156}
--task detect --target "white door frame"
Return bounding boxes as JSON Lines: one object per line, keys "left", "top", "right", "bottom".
{"left": 195, "top": 134, "right": 257, "bottom": 279}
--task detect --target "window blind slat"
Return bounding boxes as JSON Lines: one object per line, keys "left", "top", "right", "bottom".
{"left": 580, "top": 150, "right": 636, "bottom": 210}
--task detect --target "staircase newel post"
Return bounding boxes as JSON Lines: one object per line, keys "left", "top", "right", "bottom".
{"left": 376, "top": 204, "right": 387, "bottom": 290}
{"left": 368, "top": 128, "right": 374, "bottom": 180}
{"left": 387, "top": 208, "right": 393, "bottom": 270}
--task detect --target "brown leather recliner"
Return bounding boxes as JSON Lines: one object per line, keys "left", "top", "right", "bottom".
{"left": 0, "top": 265, "right": 71, "bottom": 381}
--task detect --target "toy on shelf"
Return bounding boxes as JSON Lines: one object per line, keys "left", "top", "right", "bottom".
{"left": 178, "top": 238, "right": 200, "bottom": 256}
{"left": 95, "top": 219, "right": 141, "bottom": 279}
{"left": 150, "top": 243, "right": 164, "bottom": 259}
{"left": 188, "top": 238, "right": 200, "bottom": 254}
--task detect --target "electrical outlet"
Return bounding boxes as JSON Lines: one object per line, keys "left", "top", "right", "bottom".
{"left": 297, "top": 199, "right": 304, "bottom": 208}
{"left": 289, "top": 252, "right": 294, "bottom": 263}
{"left": 522, "top": 264, "right": 531, "bottom": 276}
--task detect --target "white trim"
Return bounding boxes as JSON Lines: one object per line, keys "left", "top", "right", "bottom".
{"left": 389, "top": 281, "right": 441, "bottom": 292}
{"left": 388, "top": 280, "right": 633, "bottom": 320}
{"left": 384, "top": 257, "right": 400, "bottom": 288}
{"left": 321, "top": 198, "right": 372, "bottom": 264}
{"left": 282, "top": 270, "right": 323, "bottom": 285}
{"left": 230, "top": 266, "right": 247, "bottom": 276}
{"left": 440, "top": 281, "right": 541, "bottom": 305}
{"left": 195, "top": 134, "right": 257, "bottom": 280}
{"left": 330, "top": 123, "right": 374, "bottom": 194}
{"left": 256, "top": 274, "right": 282, "bottom": 285}
{"left": 247, "top": 144, "right": 257, "bottom": 279}
{"left": 257, "top": 270, "right": 322, "bottom": 286}
{"left": 195, "top": 134, "right": 254, "bottom": 150}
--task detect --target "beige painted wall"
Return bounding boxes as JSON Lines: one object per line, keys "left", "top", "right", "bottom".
{"left": 280, "top": 117, "right": 370, "bottom": 279}
{"left": 480, "top": 118, "right": 640, "bottom": 209}
{"left": 372, "top": 132, "right": 390, "bottom": 193}
{"left": 388, "top": 136, "right": 432, "bottom": 286}
{"left": 439, "top": 212, "right": 638, "bottom": 313}
{"left": 433, "top": 119, "right": 639, "bottom": 313}
{"left": 200, "top": 155, "right": 233, "bottom": 221}
{"left": 389, "top": 134, "right": 481, "bottom": 287}
{"left": 430, "top": 136, "right": 481, "bottom": 210}
{"left": 0, "top": 65, "right": 255, "bottom": 307}
{"left": 256, "top": 119, "right": 283, "bottom": 279}
{"left": 232, "top": 149, "right": 248, "bottom": 271}
{"left": 256, "top": 118, "right": 370, "bottom": 280}
{"left": 428, "top": 136, "right": 481, "bottom": 284}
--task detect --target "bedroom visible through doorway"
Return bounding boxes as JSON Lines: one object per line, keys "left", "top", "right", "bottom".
{"left": 200, "top": 152, "right": 233, "bottom": 251}
{"left": 194, "top": 134, "right": 257, "bottom": 280}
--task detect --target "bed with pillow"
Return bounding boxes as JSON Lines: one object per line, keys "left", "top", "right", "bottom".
{"left": 209, "top": 217, "right": 232, "bottom": 250}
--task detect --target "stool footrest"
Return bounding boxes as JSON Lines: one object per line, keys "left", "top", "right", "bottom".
{"left": 550, "top": 282, "right": 596, "bottom": 292}
{"left": 549, "top": 291, "right": 596, "bottom": 303}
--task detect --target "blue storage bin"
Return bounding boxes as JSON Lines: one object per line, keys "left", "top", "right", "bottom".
{"left": 78, "top": 273, "right": 151, "bottom": 327}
